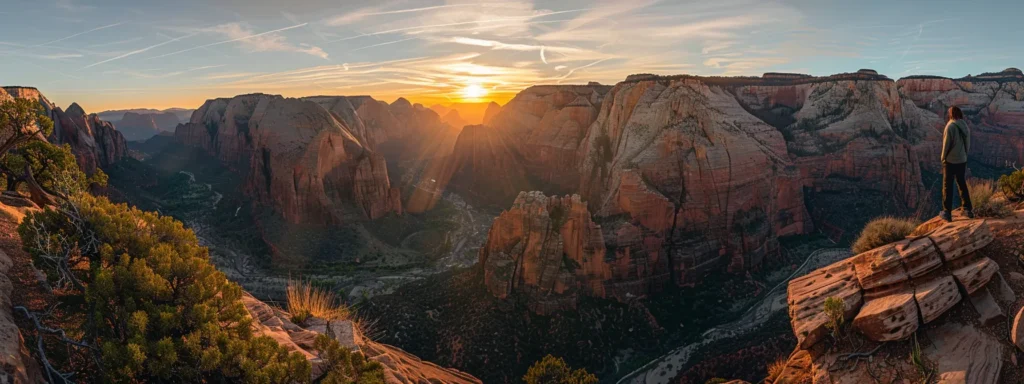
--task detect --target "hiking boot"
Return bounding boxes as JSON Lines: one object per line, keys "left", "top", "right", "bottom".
{"left": 939, "top": 211, "right": 952, "bottom": 222}
{"left": 965, "top": 209, "right": 975, "bottom": 219}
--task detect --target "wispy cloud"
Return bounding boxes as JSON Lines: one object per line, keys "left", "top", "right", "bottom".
{"left": 55, "top": 0, "right": 94, "bottom": 12}
{"left": 145, "top": 23, "right": 326, "bottom": 60}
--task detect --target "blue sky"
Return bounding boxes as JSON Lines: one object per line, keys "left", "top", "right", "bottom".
{"left": 0, "top": 0, "right": 1020, "bottom": 111}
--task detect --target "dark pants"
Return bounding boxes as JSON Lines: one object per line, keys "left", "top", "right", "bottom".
{"left": 942, "top": 162, "right": 972, "bottom": 213}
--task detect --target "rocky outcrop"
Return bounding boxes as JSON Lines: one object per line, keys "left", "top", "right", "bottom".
{"left": 240, "top": 293, "right": 481, "bottom": 384}
{"left": 1, "top": 87, "right": 127, "bottom": 175}
{"left": 478, "top": 192, "right": 672, "bottom": 314}
{"left": 174, "top": 94, "right": 401, "bottom": 224}
{"left": 781, "top": 217, "right": 1008, "bottom": 383}
{"left": 898, "top": 68, "right": 1024, "bottom": 168}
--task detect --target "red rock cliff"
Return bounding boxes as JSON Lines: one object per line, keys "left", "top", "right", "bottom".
{"left": 898, "top": 68, "right": 1024, "bottom": 168}
{"left": 1, "top": 87, "right": 127, "bottom": 175}
{"left": 174, "top": 94, "right": 400, "bottom": 224}
{"left": 479, "top": 191, "right": 669, "bottom": 315}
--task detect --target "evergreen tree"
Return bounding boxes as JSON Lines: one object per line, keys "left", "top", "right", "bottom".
{"left": 523, "top": 355, "right": 598, "bottom": 384}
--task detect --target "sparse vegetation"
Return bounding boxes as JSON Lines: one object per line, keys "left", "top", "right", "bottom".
{"left": 851, "top": 216, "right": 918, "bottom": 254}
{"left": 765, "top": 355, "right": 788, "bottom": 383}
{"left": 967, "top": 179, "right": 1012, "bottom": 217}
{"left": 287, "top": 279, "right": 348, "bottom": 325}
{"left": 523, "top": 355, "right": 599, "bottom": 384}
{"left": 18, "top": 194, "right": 315, "bottom": 382}
{"left": 823, "top": 296, "right": 846, "bottom": 340}
{"left": 313, "top": 334, "right": 386, "bottom": 384}
{"left": 910, "top": 333, "right": 934, "bottom": 382}
{"left": 998, "top": 168, "right": 1024, "bottom": 200}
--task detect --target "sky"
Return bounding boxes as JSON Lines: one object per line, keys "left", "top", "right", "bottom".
{"left": 1, "top": 0, "right": 1021, "bottom": 112}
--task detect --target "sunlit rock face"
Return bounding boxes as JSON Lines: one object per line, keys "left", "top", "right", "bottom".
{"left": 898, "top": 68, "right": 1024, "bottom": 168}
{"left": 478, "top": 192, "right": 670, "bottom": 315}
{"left": 1, "top": 86, "right": 127, "bottom": 175}
{"left": 174, "top": 94, "right": 400, "bottom": 224}
{"left": 405, "top": 84, "right": 612, "bottom": 213}
{"left": 577, "top": 76, "right": 814, "bottom": 286}
{"left": 478, "top": 71, "right": 958, "bottom": 312}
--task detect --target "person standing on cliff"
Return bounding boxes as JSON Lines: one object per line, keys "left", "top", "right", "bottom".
{"left": 940, "top": 106, "right": 972, "bottom": 222}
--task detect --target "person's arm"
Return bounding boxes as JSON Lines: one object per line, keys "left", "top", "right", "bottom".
{"left": 964, "top": 121, "right": 970, "bottom": 154}
{"left": 941, "top": 121, "right": 952, "bottom": 164}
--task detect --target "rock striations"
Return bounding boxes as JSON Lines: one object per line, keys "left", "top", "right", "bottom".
{"left": 1, "top": 86, "right": 127, "bottom": 175}
{"left": 780, "top": 216, "right": 1006, "bottom": 383}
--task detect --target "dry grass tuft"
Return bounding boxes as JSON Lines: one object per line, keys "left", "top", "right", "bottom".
{"left": 765, "top": 355, "right": 788, "bottom": 383}
{"left": 851, "top": 216, "right": 918, "bottom": 254}
{"left": 287, "top": 279, "right": 348, "bottom": 325}
{"left": 967, "top": 179, "right": 1012, "bottom": 218}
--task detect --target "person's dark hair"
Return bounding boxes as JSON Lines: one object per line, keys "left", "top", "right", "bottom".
{"left": 948, "top": 106, "right": 964, "bottom": 121}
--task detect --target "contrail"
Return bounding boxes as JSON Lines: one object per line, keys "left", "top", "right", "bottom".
{"left": 82, "top": 33, "right": 196, "bottom": 69}
{"left": 540, "top": 46, "right": 547, "bottom": 64}
{"left": 350, "top": 37, "right": 417, "bottom": 52}
{"left": 144, "top": 23, "right": 308, "bottom": 61}
{"left": 36, "top": 22, "right": 123, "bottom": 47}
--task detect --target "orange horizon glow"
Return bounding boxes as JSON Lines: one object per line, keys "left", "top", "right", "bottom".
{"left": 46, "top": 87, "right": 515, "bottom": 114}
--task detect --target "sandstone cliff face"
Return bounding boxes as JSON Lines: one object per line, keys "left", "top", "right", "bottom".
{"left": 576, "top": 77, "right": 813, "bottom": 285}
{"left": 1, "top": 86, "right": 127, "bottom": 175}
{"left": 174, "top": 94, "right": 400, "bottom": 224}
{"left": 478, "top": 72, "right": 957, "bottom": 312}
{"left": 898, "top": 68, "right": 1024, "bottom": 168}
{"left": 479, "top": 191, "right": 669, "bottom": 314}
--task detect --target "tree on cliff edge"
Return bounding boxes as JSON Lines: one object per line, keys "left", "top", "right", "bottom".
{"left": 0, "top": 98, "right": 105, "bottom": 203}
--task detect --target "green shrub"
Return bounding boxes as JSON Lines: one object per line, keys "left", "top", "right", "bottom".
{"left": 998, "top": 169, "right": 1024, "bottom": 200}
{"left": 313, "top": 334, "right": 385, "bottom": 384}
{"left": 823, "top": 296, "right": 846, "bottom": 339}
{"left": 851, "top": 216, "right": 918, "bottom": 254}
{"left": 968, "top": 179, "right": 1012, "bottom": 217}
{"left": 523, "top": 355, "right": 598, "bottom": 384}
{"left": 18, "top": 194, "right": 313, "bottom": 383}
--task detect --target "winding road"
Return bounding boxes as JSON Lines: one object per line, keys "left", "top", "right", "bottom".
{"left": 616, "top": 248, "right": 852, "bottom": 384}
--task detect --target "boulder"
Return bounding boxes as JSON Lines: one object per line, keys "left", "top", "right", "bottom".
{"left": 787, "top": 258, "right": 862, "bottom": 348}
{"left": 913, "top": 275, "right": 961, "bottom": 324}
{"left": 850, "top": 243, "right": 908, "bottom": 290}
{"left": 927, "top": 220, "right": 994, "bottom": 262}
{"left": 852, "top": 286, "right": 919, "bottom": 342}
{"left": 951, "top": 257, "right": 999, "bottom": 295}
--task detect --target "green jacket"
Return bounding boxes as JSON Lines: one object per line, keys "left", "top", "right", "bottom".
{"left": 941, "top": 119, "right": 970, "bottom": 164}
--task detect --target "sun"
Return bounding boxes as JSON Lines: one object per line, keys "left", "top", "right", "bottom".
{"left": 460, "top": 84, "right": 488, "bottom": 100}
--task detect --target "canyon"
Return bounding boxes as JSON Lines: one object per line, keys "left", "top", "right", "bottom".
{"left": 7, "top": 66, "right": 1024, "bottom": 382}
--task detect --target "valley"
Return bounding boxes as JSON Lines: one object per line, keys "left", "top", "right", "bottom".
{"left": 6, "top": 66, "right": 1024, "bottom": 384}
